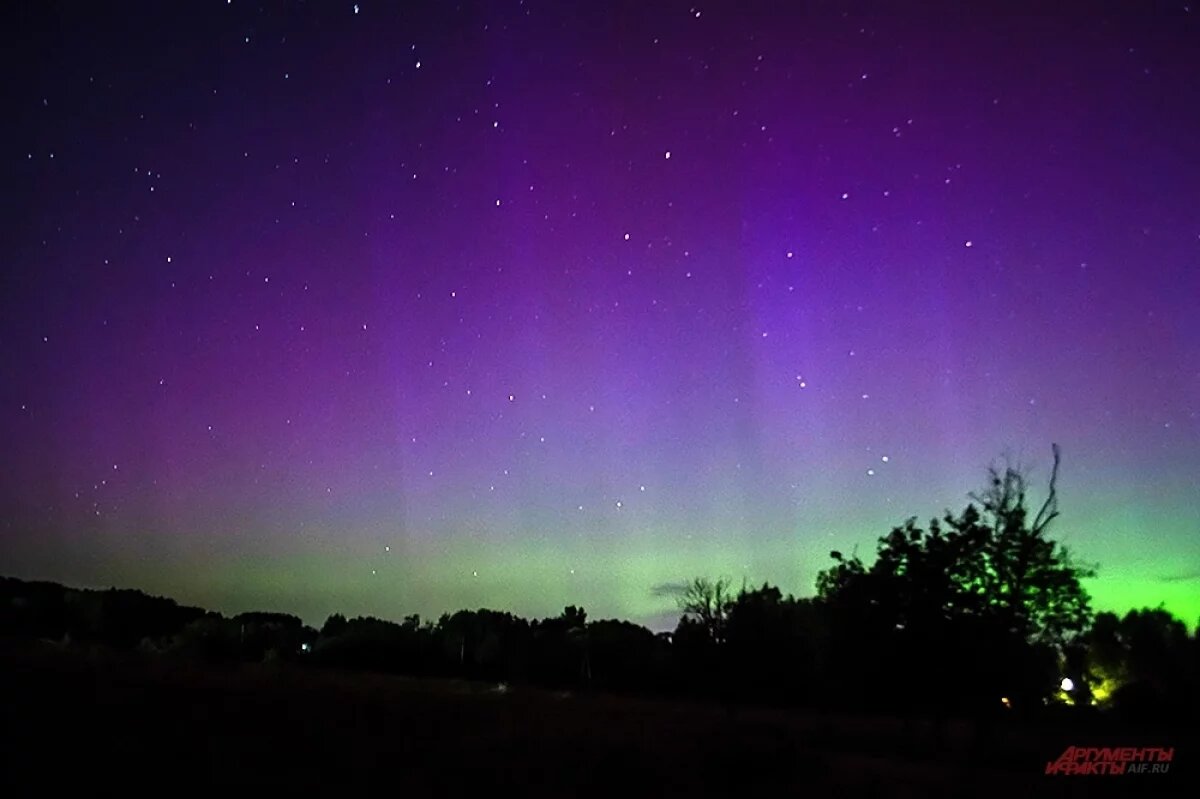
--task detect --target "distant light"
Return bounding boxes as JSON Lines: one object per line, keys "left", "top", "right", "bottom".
{"left": 301, "top": 642, "right": 311, "bottom": 653}
{"left": 664, "top": 150, "right": 671, "bottom": 159}
{"left": 1060, "top": 677, "right": 1074, "bottom": 692}
{"left": 1000, "top": 696, "right": 1012, "bottom": 709}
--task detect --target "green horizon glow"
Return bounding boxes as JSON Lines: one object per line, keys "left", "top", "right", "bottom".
{"left": 86, "top": 522, "right": 1196, "bottom": 635}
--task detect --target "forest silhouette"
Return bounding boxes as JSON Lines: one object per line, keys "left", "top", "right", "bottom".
{"left": 3, "top": 447, "right": 1195, "bottom": 724}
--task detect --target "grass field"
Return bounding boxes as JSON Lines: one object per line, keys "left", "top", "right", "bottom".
{"left": 1, "top": 640, "right": 1190, "bottom": 796}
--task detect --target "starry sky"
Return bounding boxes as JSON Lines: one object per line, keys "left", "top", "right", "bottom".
{"left": 2, "top": 1, "right": 1197, "bottom": 631}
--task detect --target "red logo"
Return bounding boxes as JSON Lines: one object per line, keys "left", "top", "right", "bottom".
{"left": 1045, "top": 746, "right": 1174, "bottom": 776}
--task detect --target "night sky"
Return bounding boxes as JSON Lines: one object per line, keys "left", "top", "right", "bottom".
{"left": 2, "top": 1, "right": 1197, "bottom": 630}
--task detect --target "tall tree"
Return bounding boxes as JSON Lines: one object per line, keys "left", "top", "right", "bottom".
{"left": 819, "top": 445, "right": 1093, "bottom": 644}
{"left": 962, "top": 444, "right": 1095, "bottom": 645}
{"left": 815, "top": 445, "right": 1096, "bottom": 709}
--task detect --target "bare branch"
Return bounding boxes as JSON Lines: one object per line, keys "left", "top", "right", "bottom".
{"left": 1031, "top": 443, "right": 1061, "bottom": 535}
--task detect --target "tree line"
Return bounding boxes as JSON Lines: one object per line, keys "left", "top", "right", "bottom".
{"left": 2, "top": 447, "right": 1195, "bottom": 720}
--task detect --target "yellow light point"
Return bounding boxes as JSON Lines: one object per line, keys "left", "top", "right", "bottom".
{"left": 1089, "top": 675, "right": 1118, "bottom": 704}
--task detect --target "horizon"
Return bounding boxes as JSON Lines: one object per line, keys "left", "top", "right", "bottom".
{"left": 2, "top": 1, "right": 1197, "bottom": 632}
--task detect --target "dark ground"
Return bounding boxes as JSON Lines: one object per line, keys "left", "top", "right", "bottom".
{"left": 0, "top": 640, "right": 1191, "bottom": 796}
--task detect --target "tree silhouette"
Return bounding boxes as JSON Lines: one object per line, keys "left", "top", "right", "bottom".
{"left": 586, "top": 619, "right": 667, "bottom": 691}
{"left": 816, "top": 445, "right": 1096, "bottom": 711}
{"left": 963, "top": 444, "right": 1095, "bottom": 645}
{"left": 677, "top": 576, "right": 736, "bottom": 644}
{"left": 1082, "top": 607, "right": 1197, "bottom": 718}
{"left": 530, "top": 606, "right": 590, "bottom": 686}
{"left": 321, "top": 613, "right": 348, "bottom": 637}
{"left": 724, "top": 583, "right": 825, "bottom": 705}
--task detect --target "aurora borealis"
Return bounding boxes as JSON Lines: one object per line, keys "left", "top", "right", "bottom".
{"left": 2, "top": 1, "right": 1197, "bottom": 631}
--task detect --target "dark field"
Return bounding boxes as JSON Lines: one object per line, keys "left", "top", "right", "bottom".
{"left": 1, "top": 641, "right": 1190, "bottom": 797}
